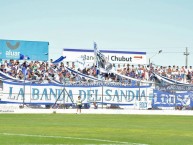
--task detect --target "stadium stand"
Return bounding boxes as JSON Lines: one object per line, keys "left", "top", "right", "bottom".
{"left": 0, "top": 59, "right": 192, "bottom": 85}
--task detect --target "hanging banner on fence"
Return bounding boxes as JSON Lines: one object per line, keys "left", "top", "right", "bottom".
{"left": 155, "top": 84, "right": 193, "bottom": 91}
{"left": 1, "top": 81, "right": 151, "bottom": 106}
{"left": 152, "top": 90, "right": 193, "bottom": 108}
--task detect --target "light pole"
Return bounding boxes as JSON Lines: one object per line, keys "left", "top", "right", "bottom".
{"left": 184, "top": 47, "right": 189, "bottom": 67}
{"left": 149, "top": 50, "right": 162, "bottom": 66}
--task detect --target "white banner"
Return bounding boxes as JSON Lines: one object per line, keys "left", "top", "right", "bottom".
{"left": 2, "top": 82, "right": 151, "bottom": 107}
{"left": 63, "top": 48, "right": 146, "bottom": 64}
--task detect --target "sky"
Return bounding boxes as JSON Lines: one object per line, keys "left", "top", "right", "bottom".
{"left": 1, "top": 0, "right": 193, "bottom": 66}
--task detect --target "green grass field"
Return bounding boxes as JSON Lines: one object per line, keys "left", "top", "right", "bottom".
{"left": 0, "top": 114, "right": 193, "bottom": 145}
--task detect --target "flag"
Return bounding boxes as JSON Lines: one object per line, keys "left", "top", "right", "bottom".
{"left": 22, "top": 66, "right": 28, "bottom": 80}
{"left": 93, "top": 43, "right": 154, "bottom": 84}
{"left": 94, "top": 42, "right": 98, "bottom": 68}
{"left": 52, "top": 56, "right": 66, "bottom": 64}
{"left": 94, "top": 42, "right": 97, "bottom": 50}
{"left": 94, "top": 42, "right": 112, "bottom": 72}
{"left": 19, "top": 54, "right": 30, "bottom": 60}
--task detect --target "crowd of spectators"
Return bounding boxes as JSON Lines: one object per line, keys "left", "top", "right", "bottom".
{"left": 0, "top": 59, "right": 193, "bottom": 85}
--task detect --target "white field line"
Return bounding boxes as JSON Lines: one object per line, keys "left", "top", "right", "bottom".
{"left": 0, "top": 133, "right": 148, "bottom": 145}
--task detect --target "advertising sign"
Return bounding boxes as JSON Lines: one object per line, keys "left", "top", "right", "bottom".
{"left": 63, "top": 48, "right": 146, "bottom": 64}
{"left": 0, "top": 39, "right": 49, "bottom": 61}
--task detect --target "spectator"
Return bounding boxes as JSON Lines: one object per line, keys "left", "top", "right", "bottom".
{"left": 1, "top": 59, "right": 193, "bottom": 85}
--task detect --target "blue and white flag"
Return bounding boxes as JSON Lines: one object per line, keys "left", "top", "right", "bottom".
{"left": 153, "top": 72, "right": 190, "bottom": 85}
{"left": 94, "top": 42, "right": 98, "bottom": 68}
{"left": 19, "top": 54, "right": 30, "bottom": 60}
{"left": 94, "top": 42, "right": 112, "bottom": 72}
{"left": 94, "top": 43, "right": 154, "bottom": 84}
{"left": 22, "top": 66, "right": 28, "bottom": 79}
{"left": 52, "top": 56, "right": 66, "bottom": 64}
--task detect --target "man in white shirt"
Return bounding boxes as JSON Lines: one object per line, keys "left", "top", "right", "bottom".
{"left": 76, "top": 96, "right": 82, "bottom": 114}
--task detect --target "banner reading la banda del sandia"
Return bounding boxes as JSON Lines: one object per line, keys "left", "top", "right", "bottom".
{"left": 1, "top": 81, "right": 151, "bottom": 106}
{"left": 0, "top": 39, "right": 49, "bottom": 61}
